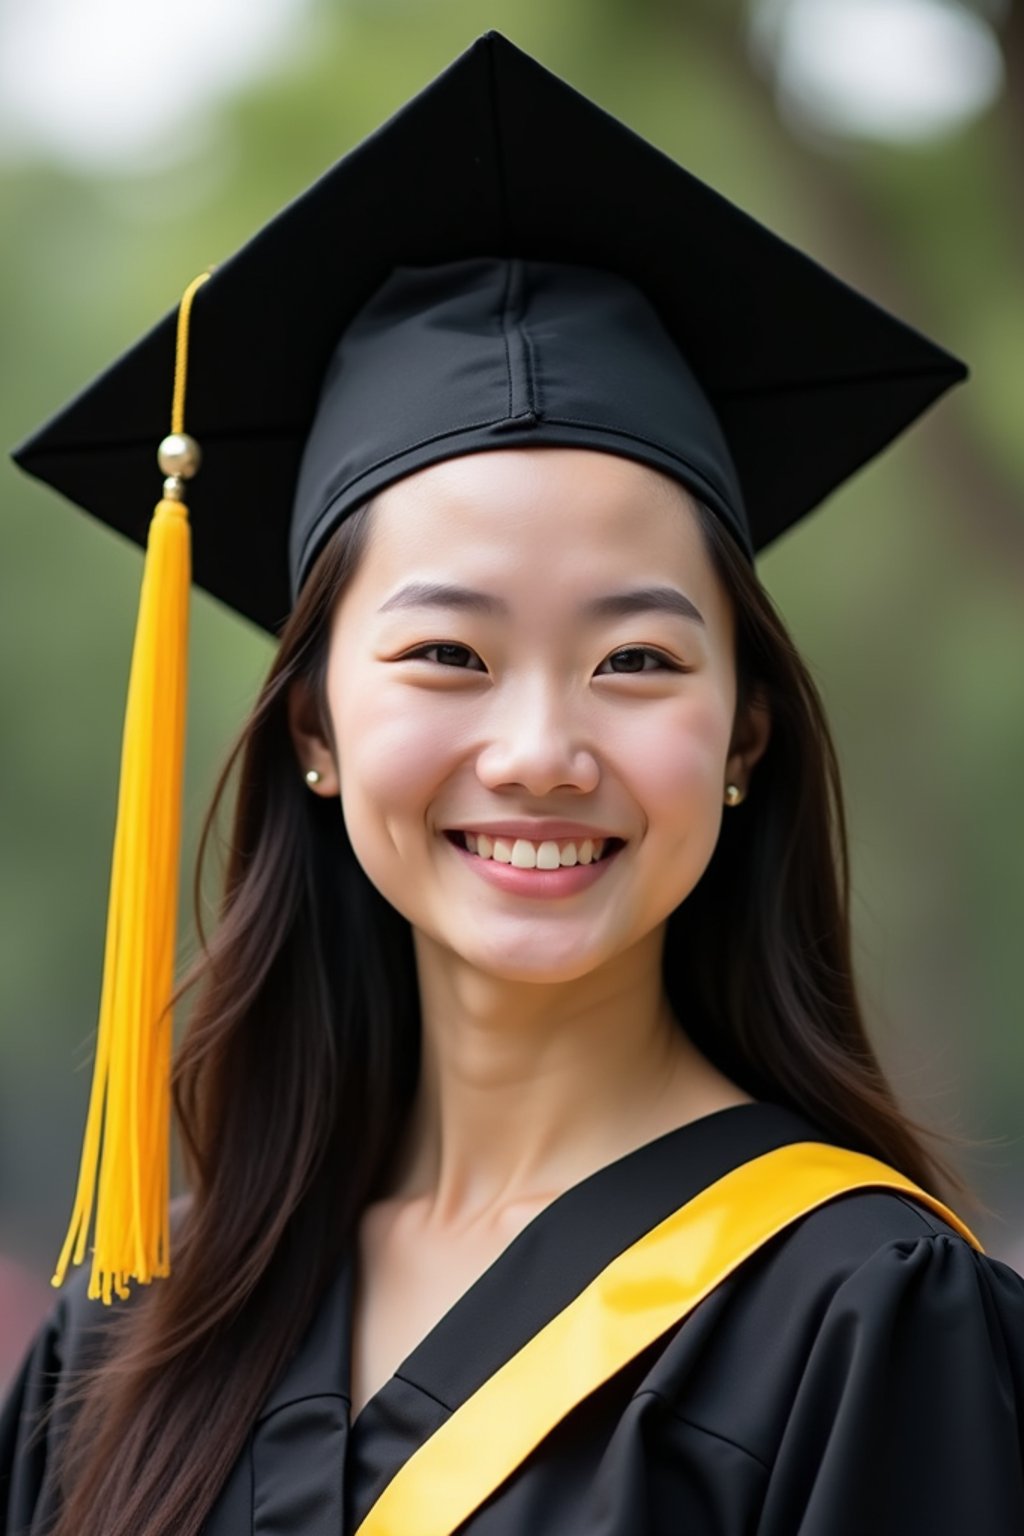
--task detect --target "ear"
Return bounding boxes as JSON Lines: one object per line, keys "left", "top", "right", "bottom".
{"left": 286, "top": 676, "right": 340, "bottom": 797}
{"left": 725, "top": 687, "right": 772, "bottom": 799}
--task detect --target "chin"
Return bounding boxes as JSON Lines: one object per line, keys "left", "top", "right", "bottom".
{"left": 441, "top": 931, "right": 624, "bottom": 987}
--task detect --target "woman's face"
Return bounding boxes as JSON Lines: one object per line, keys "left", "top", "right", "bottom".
{"left": 291, "top": 447, "right": 768, "bottom": 984}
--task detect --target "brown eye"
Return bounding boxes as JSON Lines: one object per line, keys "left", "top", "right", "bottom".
{"left": 600, "top": 647, "right": 679, "bottom": 674}
{"left": 408, "top": 643, "right": 484, "bottom": 669}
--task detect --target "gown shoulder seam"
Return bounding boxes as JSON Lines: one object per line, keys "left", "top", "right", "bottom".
{"left": 869, "top": 1190, "right": 973, "bottom": 1241}
{"left": 796, "top": 1187, "right": 974, "bottom": 1248}
{"left": 391, "top": 1370, "right": 452, "bottom": 1413}
{"left": 256, "top": 1389, "right": 348, "bottom": 1425}
{"left": 634, "top": 1387, "right": 772, "bottom": 1473}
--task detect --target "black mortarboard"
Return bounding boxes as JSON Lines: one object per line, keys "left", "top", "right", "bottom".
{"left": 10, "top": 31, "right": 968, "bottom": 1302}
{"left": 13, "top": 29, "right": 965, "bottom": 636}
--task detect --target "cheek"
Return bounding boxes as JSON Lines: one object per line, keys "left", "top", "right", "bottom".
{"left": 625, "top": 697, "right": 732, "bottom": 811}
{"left": 331, "top": 677, "right": 458, "bottom": 813}
{"left": 628, "top": 699, "right": 733, "bottom": 919}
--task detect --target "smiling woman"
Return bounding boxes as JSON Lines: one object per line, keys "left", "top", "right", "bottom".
{"left": 288, "top": 449, "right": 759, "bottom": 992}
{"left": 3, "top": 30, "right": 1024, "bottom": 1536}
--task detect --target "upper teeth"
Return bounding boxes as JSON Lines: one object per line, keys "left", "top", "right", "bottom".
{"left": 462, "top": 833, "right": 606, "bottom": 868}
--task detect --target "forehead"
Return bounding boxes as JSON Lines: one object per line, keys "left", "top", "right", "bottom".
{"left": 356, "top": 447, "right": 722, "bottom": 599}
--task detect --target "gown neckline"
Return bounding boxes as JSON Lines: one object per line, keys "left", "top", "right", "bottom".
{"left": 340, "top": 1099, "right": 821, "bottom": 1434}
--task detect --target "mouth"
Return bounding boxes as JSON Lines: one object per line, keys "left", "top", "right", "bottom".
{"left": 442, "top": 829, "right": 626, "bottom": 866}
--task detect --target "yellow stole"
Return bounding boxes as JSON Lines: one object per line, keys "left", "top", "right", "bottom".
{"left": 354, "top": 1141, "right": 979, "bottom": 1536}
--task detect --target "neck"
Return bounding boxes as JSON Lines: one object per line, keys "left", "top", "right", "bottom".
{"left": 389, "top": 926, "right": 751, "bottom": 1225}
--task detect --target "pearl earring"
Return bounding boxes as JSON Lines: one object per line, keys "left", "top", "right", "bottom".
{"left": 305, "top": 768, "right": 322, "bottom": 787}
{"left": 724, "top": 783, "right": 743, "bottom": 806}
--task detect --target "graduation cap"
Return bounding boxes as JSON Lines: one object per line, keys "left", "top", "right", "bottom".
{"left": 10, "top": 31, "right": 967, "bottom": 1302}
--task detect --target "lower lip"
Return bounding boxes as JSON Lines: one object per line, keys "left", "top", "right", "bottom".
{"left": 444, "top": 836, "right": 625, "bottom": 899}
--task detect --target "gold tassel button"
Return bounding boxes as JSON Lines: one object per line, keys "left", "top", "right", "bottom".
{"left": 158, "top": 432, "right": 202, "bottom": 479}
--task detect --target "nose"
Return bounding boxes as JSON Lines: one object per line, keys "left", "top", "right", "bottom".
{"left": 474, "top": 675, "right": 601, "bottom": 796}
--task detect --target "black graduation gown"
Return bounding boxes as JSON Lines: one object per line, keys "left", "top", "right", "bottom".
{"left": 4, "top": 1102, "right": 1024, "bottom": 1535}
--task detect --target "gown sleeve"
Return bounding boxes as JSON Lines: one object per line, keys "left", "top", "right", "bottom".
{"left": 0, "top": 1266, "right": 131, "bottom": 1536}
{"left": 0, "top": 1301, "right": 67, "bottom": 1536}
{"left": 756, "top": 1232, "right": 1024, "bottom": 1535}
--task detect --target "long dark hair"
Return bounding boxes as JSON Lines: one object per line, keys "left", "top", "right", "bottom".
{"left": 52, "top": 490, "right": 960, "bottom": 1536}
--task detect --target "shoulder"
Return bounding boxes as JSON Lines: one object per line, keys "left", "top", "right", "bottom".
{"left": 1, "top": 1198, "right": 194, "bottom": 1532}
{"left": 0, "top": 1265, "right": 132, "bottom": 1533}
{"left": 687, "top": 1113, "right": 1010, "bottom": 1314}
{"left": 755, "top": 1182, "right": 980, "bottom": 1291}
{"left": 647, "top": 1179, "right": 1024, "bottom": 1517}
{"left": 723, "top": 1180, "right": 1024, "bottom": 1354}
{"left": 7, "top": 1192, "right": 194, "bottom": 1399}
{"left": 681, "top": 1173, "right": 1024, "bottom": 1425}
{"left": 5, "top": 1251, "right": 157, "bottom": 1422}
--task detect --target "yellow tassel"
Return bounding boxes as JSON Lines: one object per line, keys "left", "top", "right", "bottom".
{"left": 52, "top": 271, "right": 209, "bottom": 1302}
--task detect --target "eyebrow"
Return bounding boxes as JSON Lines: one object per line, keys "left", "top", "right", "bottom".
{"left": 377, "top": 581, "right": 705, "bottom": 626}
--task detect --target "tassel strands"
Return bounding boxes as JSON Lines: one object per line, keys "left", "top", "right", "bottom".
{"left": 52, "top": 270, "right": 211, "bottom": 1302}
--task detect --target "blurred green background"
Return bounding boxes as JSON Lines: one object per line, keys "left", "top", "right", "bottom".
{"left": 2, "top": 0, "right": 1022, "bottom": 1380}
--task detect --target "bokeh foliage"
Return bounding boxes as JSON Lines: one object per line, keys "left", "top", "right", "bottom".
{"left": 1, "top": 0, "right": 1021, "bottom": 1335}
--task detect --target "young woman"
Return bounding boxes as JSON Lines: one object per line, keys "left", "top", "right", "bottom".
{"left": 3, "top": 32, "right": 1023, "bottom": 1536}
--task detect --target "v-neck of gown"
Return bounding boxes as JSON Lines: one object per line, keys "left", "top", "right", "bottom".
{"left": 335, "top": 1100, "right": 822, "bottom": 1530}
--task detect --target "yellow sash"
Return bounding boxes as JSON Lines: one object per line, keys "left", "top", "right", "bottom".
{"left": 354, "top": 1141, "right": 979, "bottom": 1536}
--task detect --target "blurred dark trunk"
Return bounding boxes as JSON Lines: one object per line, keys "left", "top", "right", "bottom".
{"left": 636, "top": 0, "right": 1024, "bottom": 578}
{"left": 1002, "top": 2, "right": 1024, "bottom": 104}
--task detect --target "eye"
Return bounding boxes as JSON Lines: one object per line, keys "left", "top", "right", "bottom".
{"left": 404, "top": 642, "right": 485, "bottom": 670}
{"left": 597, "top": 646, "right": 682, "bottom": 674}
{"left": 401, "top": 643, "right": 683, "bottom": 674}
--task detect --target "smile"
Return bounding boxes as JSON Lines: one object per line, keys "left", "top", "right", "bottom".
{"left": 444, "top": 831, "right": 625, "bottom": 868}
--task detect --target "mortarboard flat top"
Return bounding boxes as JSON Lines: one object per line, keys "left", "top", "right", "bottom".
{"left": 11, "top": 30, "right": 967, "bottom": 634}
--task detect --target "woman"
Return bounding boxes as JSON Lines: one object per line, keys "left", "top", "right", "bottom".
{"left": 3, "top": 31, "right": 1023, "bottom": 1536}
